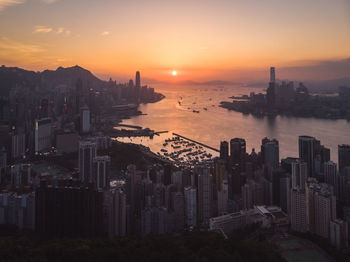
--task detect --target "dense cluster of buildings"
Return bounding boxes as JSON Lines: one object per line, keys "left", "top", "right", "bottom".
{"left": 0, "top": 66, "right": 349, "bottom": 250}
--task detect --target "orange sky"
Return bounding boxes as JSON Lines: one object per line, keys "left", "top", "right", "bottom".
{"left": 0, "top": 0, "right": 349, "bottom": 82}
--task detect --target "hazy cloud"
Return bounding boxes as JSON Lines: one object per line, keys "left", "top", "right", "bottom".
{"left": 0, "top": 0, "right": 25, "bottom": 12}
{"left": 34, "top": 25, "right": 53, "bottom": 33}
{"left": 101, "top": 31, "right": 110, "bottom": 36}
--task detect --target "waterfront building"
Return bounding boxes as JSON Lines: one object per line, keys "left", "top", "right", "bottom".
{"left": 230, "top": 138, "right": 246, "bottom": 171}
{"left": 220, "top": 141, "right": 229, "bottom": 160}
{"left": 196, "top": 165, "right": 213, "bottom": 225}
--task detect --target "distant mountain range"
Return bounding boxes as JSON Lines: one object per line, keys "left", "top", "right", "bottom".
{"left": 0, "top": 65, "right": 107, "bottom": 96}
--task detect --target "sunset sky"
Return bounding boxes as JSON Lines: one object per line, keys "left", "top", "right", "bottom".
{"left": 0, "top": 0, "right": 349, "bottom": 82}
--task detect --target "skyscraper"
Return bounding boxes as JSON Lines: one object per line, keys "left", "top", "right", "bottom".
{"left": 93, "top": 155, "right": 111, "bottom": 190}
{"left": 196, "top": 165, "right": 212, "bottom": 225}
{"left": 184, "top": 186, "right": 197, "bottom": 228}
{"left": 230, "top": 138, "right": 246, "bottom": 171}
{"left": 220, "top": 141, "right": 229, "bottom": 160}
{"left": 80, "top": 106, "right": 91, "bottom": 134}
{"left": 290, "top": 188, "right": 307, "bottom": 232}
{"left": 270, "top": 67, "right": 275, "bottom": 83}
{"left": 299, "top": 136, "right": 316, "bottom": 177}
{"left": 261, "top": 137, "right": 279, "bottom": 168}
{"left": 291, "top": 159, "right": 308, "bottom": 190}
{"left": 79, "top": 140, "right": 97, "bottom": 185}
{"left": 135, "top": 71, "right": 141, "bottom": 88}
{"left": 339, "top": 145, "right": 350, "bottom": 173}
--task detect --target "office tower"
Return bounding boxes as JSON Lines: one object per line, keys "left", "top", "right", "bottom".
{"left": 196, "top": 165, "right": 212, "bottom": 225}
{"left": 11, "top": 133, "right": 25, "bottom": 159}
{"left": 135, "top": 71, "right": 141, "bottom": 88}
{"left": 330, "top": 219, "right": 348, "bottom": 249}
{"left": 220, "top": 141, "right": 229, "bottom": 160}
{"left": 184, "top": 186, "right": 197, "bottom": 228}
{"left": 291, "top": 159, "right": 308, "bottom": 190}
{"left": 172, "top": 192, "right": 185, "bottom": 233}
{"left": 93, "top": 155, "right": 111, "bottom": 190}
{"left": 35, "top": 118, "right": 52, "bottom": 153}
{"left": 324, "top": 161, "right": 337, "bottom": 188}
{"left": 35, "top": 183, "right": 104, "bottom": 238}
{"left": 270, "top": 67, "right": 275, "bottom": 83}
{"left": 230, "top": 138, "right": 246, "bottom": 171}
{"left": 80, "top": 106, "right": 91, "bottom": 134}
{"left": 78, "top": 140, "right": 97, "bottom": 185}
{"left": 339, "top": 145, "right": 350, "bottom": 173}
{"left": 306, "top": 179, "right": 336, "bottom": 238}
{"left": 299, "top": 136, "right": 316, "bottom": 177}
{"left": 261, "top": 138, "right": 279, "bottom": 168}
{"left": 290, "top": 188, "right": 307, "bottom": 232}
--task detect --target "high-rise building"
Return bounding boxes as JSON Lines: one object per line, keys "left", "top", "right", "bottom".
{"left": 172, "top": 192, "right": 185, "bottom": 233}
{"left": 10, "top": 163, "right": 32, "bottom": 188}
{"left": 78, "top": 140, "right": 97, "bottom": 185}
{"left": 184, "top": 186, "right": 197, "bottom": 228}
{"left": 261, "top": 138, "right": 279, "bottom": 168}
{"left": 217, "top": 180, "right": 228, "bottom": 215}
{"left": 35, "top": 118, "right": 52, "bottom": 153}
{"left": 290, "top": 188, "right": 307, "bottom": 232}
{"left": 291, "top": 159, "right": 308, "bottom": 190}
{"left": 339, "top": 145, "right": 350, "bottom": 173}
{"left": 324, "top": 161, "right": 337, "bottom": 189}
{"left": 196, "top": 165, "right": 212, "bottom": 225}
{"left": 230, "top": 138, "right": 246, "bottom": 171}
{"left": 104, "top": 190, "right": 127, "bottom": 237}
{"left": 93, "top": 155, "right": 111, "bottom": 190}
{"left": 299, "top": 136, "right": 316, "bottom": 177}
{"left": 135, "top": 71, "right": 141, "bottom": 88}
{"left": 220, "top": 141, "right": 229, "bottom": 160}
{"left": 306, "top": 179, "right": 336, "bottom": 238}
{"left": 270, "top": 67, "right": 275, "bottom": 83}
{"left": 11, "top": 133, "right": 25, "bottom": 159}
{"left": 80, "top": 106, "right": 91, "bottom": 134}
{"left": 330, "top": 219, "right": 348, "bottom": 249}
{"left": 35, "top": 183, "right": 104, "bottom": 238}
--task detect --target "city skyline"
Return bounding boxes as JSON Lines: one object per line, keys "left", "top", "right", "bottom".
{"left": 0, "top": 0, "right": 349, "bottom": 82}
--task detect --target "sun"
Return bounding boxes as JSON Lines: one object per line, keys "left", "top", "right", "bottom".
{"left": 172, "top": 70, "right": 177, "bottom": 76}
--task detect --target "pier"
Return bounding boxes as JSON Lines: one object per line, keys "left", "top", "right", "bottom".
{"left": 116, "top": 124, "right": 142, "bottom": 129}
{"left": 173, "top": 133, "right": 220, "bottom": 152}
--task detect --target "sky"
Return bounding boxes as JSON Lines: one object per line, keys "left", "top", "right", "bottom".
{"left": 0, "top": 0, "right": 349, "bottom": 83}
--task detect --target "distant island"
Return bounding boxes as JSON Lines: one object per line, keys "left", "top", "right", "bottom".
{"left": 220, "top": 67, "right": 350, "bottom": 120}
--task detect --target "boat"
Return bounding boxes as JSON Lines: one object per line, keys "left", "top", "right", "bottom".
{"left": 192, "top": 110, "right": 200, "bottom": 113}
{"left": 161, "top": 149, "right": 167, "bottom": 152}
{"left": 203, "top": 108, "right": 208, "bottom": 110}
{"left": 163, "top": 143, "right": 168, "bottom": 146}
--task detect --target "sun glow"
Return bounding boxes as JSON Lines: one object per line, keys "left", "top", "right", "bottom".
{"left": 172, "top": 70, "right": 177, "bottom": 76}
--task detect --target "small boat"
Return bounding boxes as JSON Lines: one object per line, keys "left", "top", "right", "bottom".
{"left": 203, "top": 108, "right": 208, "bottom": 111}
{"left": 192, "top": 110, "right": 200, "bottom": 113}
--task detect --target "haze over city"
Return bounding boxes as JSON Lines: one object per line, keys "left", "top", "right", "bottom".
{"left": 1, "top": 0, "right": 350, "bottom": 82}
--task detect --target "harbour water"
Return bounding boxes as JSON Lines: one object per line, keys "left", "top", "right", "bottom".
{"left": 117, "top": 84, "right": 350, "bottom": 163}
